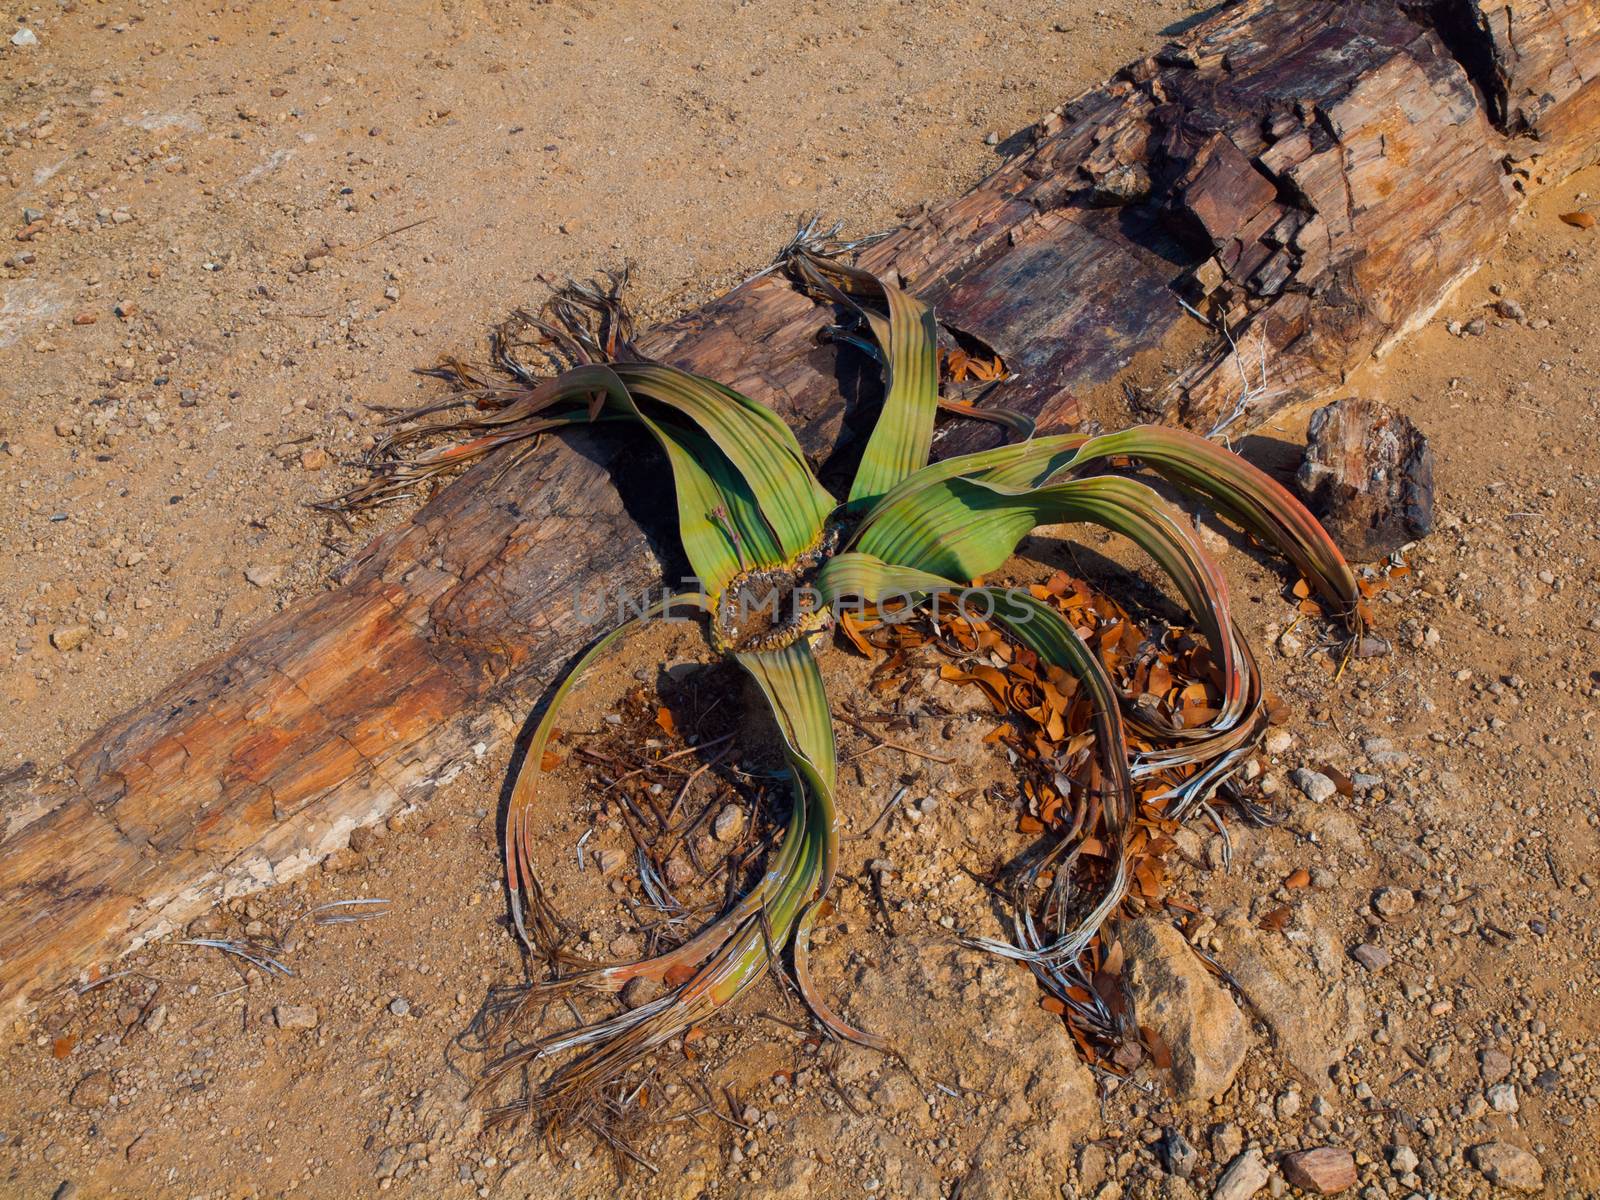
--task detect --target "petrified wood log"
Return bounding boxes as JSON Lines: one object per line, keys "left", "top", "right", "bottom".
{"left": 1296, "top": 398, "right": 1436, "bottom": 561}
{"left": 4, "top": 0, "right": 1598, "bottom": 1025}
{"left": 1410, "top": 0, "right": 1600, "bottom": 184}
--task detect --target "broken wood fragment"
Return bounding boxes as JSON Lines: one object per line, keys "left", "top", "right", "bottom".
{"left": 1296, "top": 398, "right": 1436, "bottom": 562}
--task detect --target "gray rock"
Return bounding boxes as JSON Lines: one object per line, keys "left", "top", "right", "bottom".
{"left": 1124, "top": 918, "right": 1250, "bottom": 1102}
{"left": 1212, "top": 1148, "right": 1270, "bottom": 1200}
{"left": 388, "top": 996, "right": 411, "bottom": 1016}
{"left": 1389, "top": 1146, "right": 1419, "bottom": 1174}
{"left": 1496, "top": 297, "right": 1525, "bottom": 320}
{"left": 1486, "top": 1082, "right": 1519, "bottom": 1113}
{"left": 1480, "top": 1046, "right": 1512, "bottom": 1084}
{"left": 374, "top": 1146, "right": 403, "bottom": 1179}
{"left": 712, "top": 804, "right": 745, "bottom": 843}
{"left": 1290, "top": 769, "right": 1337, "bottom": 804}
{"left": 1469, "top": 1142, "right": 1543, "bottom": 1192}
{"left": 244, "top": 564, "right": 281, "bottom": 588}
{"left": 1349, "top": 943, "right": 1390, "bottom": 973}
{"left": 1159, "top": 1127, "right": 1199, "bottom": 1178}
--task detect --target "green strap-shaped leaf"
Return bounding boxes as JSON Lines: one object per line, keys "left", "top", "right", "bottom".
{"left": 1049, "top": 425, "right": 1362, "bottom": 631}
{"left": 790, "top": 253, "right": 940, "bottom": 509}
{"left": 731, "top": 639, "right": 877, "bottom": 1044}
{"left": 812, "top": 551, "right": 958, "bottom": 609}
{"left": 735, "top": 638, "right": 836, "bottom": 802}
{"left": 848, "top": 432, "right": 1089, "bottom": 541}
{"left": 828, "top": 324, "right": 1036, "bottom": 446}
{"left": 853, "top": 472, "right": 1037, "bottom": 581}
{"left": 856, "top": 473, "right": 1247, "bottom": 728}
{"left": 548, "top": 362, "right": 802, "bottom": 595}
{"left": 664, "top": 420, "right": 785, "bottom": 577}
{"left": 617, "top": 363, "right": 835, "bottom": 563}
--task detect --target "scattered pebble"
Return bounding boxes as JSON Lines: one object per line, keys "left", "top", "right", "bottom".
{"left": 69, "top": 1071, "right": 112, "bottom": 1109}
{"left": 1480, "top": 1046, "right": 1513, "bottom": 1084}
{"left": 1210, "top": 1121, "right": 1244, "bottom": 1162}
{"left": 1290, "top": 768, "right": 1336, "bottom": 804}
{"left": 50, "top": 625, "right": 92, "bottom": 652}
{"left": 1157, "top": 1127, "right": 1197, "bottom": 1178}
{"left": 1469, "top": 1142, "right": 1544, "bottom": 1192}
{"left": 244, "top": 565, "right": 281, "bottom": 588}
{"left": 1389, "top": 1146, "right": 1418, "bottom": 1174}
{"left": 1487, "top": 1082, "right": 1519, "bottom": 1113}
{"left": 713, "top": 804, "right": 745, "bottom": 843}
{"left": 274, "top": 1004, "right": 319, "bottom": 1031}
{"left": 1279, "top": 1146, "right": 1356, "bottom": 1194}
{"left": 620, "top": 977, "right": 661, "bottom": 1009}
{"left": 1212, "top": 1147, "right": 1270, "bottom": 1200}
{"left": 664, "top": 854, "right": 693, "bottom": 888}
{"left": 1371, "top": 886, "right": 1415, "bottom": 920}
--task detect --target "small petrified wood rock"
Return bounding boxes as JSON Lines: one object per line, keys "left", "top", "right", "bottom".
{"left": 1280, "top": 1146, "right": 1359, "bottom": 1194}
{"left": 1296, "top": 398, "right": 1434, "bottom": 560}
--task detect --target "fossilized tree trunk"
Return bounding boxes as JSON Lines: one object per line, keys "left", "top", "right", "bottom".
{"left": 1411, "top": 0, "right": 1600, "bottom": 181}
{"left": 3, "top": 0, "right": 1598, "bottom": 1026}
